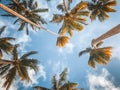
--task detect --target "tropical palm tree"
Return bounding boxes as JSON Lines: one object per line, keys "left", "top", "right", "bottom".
{"left": 79, "top": 42, "right": 112, "bottom": 68}
{"left": 87, "top": 0, "right": 117, "bottom": 21}
{"left": 52, "top": 0, "right": 89, "bottom": 36}
{"left": 33, "top": 68, "right": 83, "bottom": 90}
{"left": 0, "top": 26, "right": 15, "bottom": 59}
{"left": 51, "top": 68, "right": 81, "bottom": 90}
{"left": 51, "top": 0, "right": 89, "bottom": 47}
{"left": 1, "top": 0, "right": 48, "bottom": 34}
{"left": 0, "top": 44, "right": 39, "bottom": 90}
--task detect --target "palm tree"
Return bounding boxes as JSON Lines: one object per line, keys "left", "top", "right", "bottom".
{"left": 52, "top": 68, "right": 81, "bottom": 90}
{"left": 33, "top": 68, "right": 83, "bottom": 90}
{"left": 1, "top": 0, "right": 48, "bottom": 35}
{"left": 87, "top": 0, "right": 117, "bottom": 21}
{"left": 0, "top": 26, "right": 15, "bottom": 59}
{"left": 52, "top": 0, "right": 89, "bottom": 36}
{"left": 79, "top": 42, "right": 112, "bottom": 68}
{"left": 0, "top": 44, "right": 39, "bottom": 90}
{"left": 51, "top": 0, "right": 89, "bottom": 47}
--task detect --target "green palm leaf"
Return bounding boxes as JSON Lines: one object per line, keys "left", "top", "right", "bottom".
{"left": 21, "top": 59, "right": 39, "bottom": 73}
{"left": 0, "top": 26, "right": 6, "bottom": 36}
{"left": 3, "top": 67, "right": 16, "bottom": 90}
{"left": 20, "top": 51, "right": 38, "bottom": 59}
{"left": 0, "top": 64, "right": 10, "bottom": 76}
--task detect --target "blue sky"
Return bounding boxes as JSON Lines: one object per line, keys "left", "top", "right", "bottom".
{"left": 0, "top": 0, "right": 120, "bottom": 90}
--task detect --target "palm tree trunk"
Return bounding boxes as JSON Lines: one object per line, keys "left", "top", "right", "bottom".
{"left": 63, "top": 0, "right": 68, "bottom": 13}
{"left": 0, "top": 4, "right": 58, "bottom": 36}
{"left": 92, "top": 24, "right": 120, "bottom": 48}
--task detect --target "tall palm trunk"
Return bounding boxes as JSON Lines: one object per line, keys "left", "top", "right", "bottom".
{"left": 92, "top": 24, "right": 120, "bottom": 48}
{"left": 0, "top": 4, "right": 58, "bottom": 36}
{"left": 63, "top": 0, "right": 68, "bottom": 13}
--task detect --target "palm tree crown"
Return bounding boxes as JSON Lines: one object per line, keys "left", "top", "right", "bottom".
{"left": 1, "top": 0, "right": 48, "bottom": 34}
{"left": 51, "top": 0, "right": 89, "bottom": 47}
{"left": 88, "top": 0, "right": 117, "bottom": 21}
{"left": 0, "top": 26, "right": 15, "bottom": 59}
{"left": 0, "top": 44, "right": 39, "bottom": 90}
{"left": 33, "top": 68, "right": 83, "bottom": 90}
{"left": 52, "top": 0, "right": 89, "bottom": 36}
{"left": 79, "top": 42, "right": 112, "bottom": 68}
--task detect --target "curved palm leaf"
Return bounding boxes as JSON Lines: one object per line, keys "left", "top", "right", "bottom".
{"left": 79, "top": 48, "right": 92, "bottom": 56}
{"left": 20, "top": 51, "right": 38, "bottom": 59}
{"left": 0, "top": 26, "right": 15, "bottom": 59}
{"left": 0, "top": 26, "right": 6, "bottom": 36}
{"left": 3, "top": 67, "right": 16, "bottom": 90}
{"left": 33, "top": 86, "right": 50, "bottom": 90}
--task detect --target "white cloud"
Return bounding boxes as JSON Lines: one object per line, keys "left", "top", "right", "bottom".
{"left": 12, "top": 32, "right": 31, "bottom": 52}
{"left": 58, "top": 43, "right": 74, "bottom": 54}
{"left": 88, "top": 68, "right": 120, "bottom": 90}
{"left": 22, "top": 64, "right": 46, "bottom": 87}
{"left": 47, "top": 59, "right": 68, "bottom": 76}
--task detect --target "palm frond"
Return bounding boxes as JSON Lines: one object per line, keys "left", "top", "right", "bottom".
{"left": 18, "top": 22, "right": 26, "bottom": 31}
{"left": 0, "top": 49, "right": 2, "bottom": 59}
{"left": 0, "top": 26, "right": 6, "bottom": 36}
{"left": 51, "top": 14, "right": 64, "bottom": 23}
{"left": 88, "top": 56, "right": 96, "bottom": 68}
{"left": 28, "top": 0, "right": 34, "bottom": 10}
{"left": 57, "top": 4, "right": 65, "bottom": 12}
{"left": 18, "top": 65, "right": 31, "bottom": 82}
{"left": 12, "top": 44, "right": 19, "bottom": 60}
{"left": 96, "top": 41, "right": 104, "bottom": 47}
{"left": 71, "top": 1, "right": 88, "bottom": 14}
{"left": 60, "top": 81, "right": 78, "bottom": 90}
{"left": 33, "top": 86, "right": 50, "bottom": 90}
{"left": 21, "top": 59, "right": 39, "bottom": 73}
{"left": 33, "top": 8, "right": 48, "bottom": 13}
{"left": 20, "top": 51, "right": 38, "bottom": 59}
{"left": 103, "top": 6, "right": 116, "bottom": 12}
{"left": 105, "top": 0, "right": 117, "bottom": 6}
{"left": 3, "top": 67, "right": 16, "bottom": 90}
{"left": 1, "top": 14, "right": 16, "bottom": 17}
{"left": 52, "top": 75, "right": 57, "bottom": 90}
{"left": 56, "top": 36, "right": 69, "bottom": 47}
{"left": 0, "top": 42, "right": 14, "bottom": 54}
{"left": 0, "top": 64, "right": 10, "bottom": 76}
{"left": 76, "top": 11, "right": 90, "bottom": 17}
{"left": 70, "top": 20, "right": 83, "bottom": 31}
{"left": 1, "top": 37, "right": 15, "bottom": 41}
{"left": 58, "top": 68, "right": 68, "bottom": 86}
{"left": 79, "top": 48, "right": 92, "bottom": 56}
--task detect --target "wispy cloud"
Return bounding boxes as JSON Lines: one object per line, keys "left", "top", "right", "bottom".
{"left": 58, "top": 43, "right": 74, "bottom": 54}
{"left": 88, "top": 68, "right": 120, "bottom": 90}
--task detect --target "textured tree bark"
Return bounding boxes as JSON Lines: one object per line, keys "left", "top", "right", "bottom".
{"left": 92, "top": 24, "right": 120, "bottom": 48}
{"left": 0, "top": 4, "right": 58, "bottom": 36}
